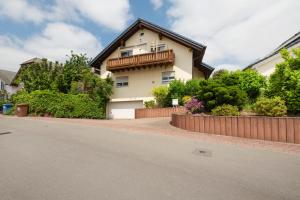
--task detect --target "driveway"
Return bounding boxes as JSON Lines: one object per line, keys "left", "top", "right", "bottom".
{"left": 0, "top": 116, "right": 300, "bottom": 200}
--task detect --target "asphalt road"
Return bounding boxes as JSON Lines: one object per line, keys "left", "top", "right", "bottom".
{"left": 0, "top": 117, "right": 300, "bottom": 200}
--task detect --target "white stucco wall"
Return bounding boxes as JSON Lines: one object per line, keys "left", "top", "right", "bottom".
{"left": 0, "top": 78, "right": 20, "bottom": 97}
{"left": 251, "top": 43, "right": 300, "bottom": 76}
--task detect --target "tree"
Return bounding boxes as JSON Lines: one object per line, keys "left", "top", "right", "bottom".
{"left": 18, "top": 59, "right": 60, "bottom": 93}
{"left": 17, "top": 52, "right": 114, "bottom": 113}
{"left": 266, "top": 48, "right": 300, "bottom": 113}
{"left": 56, "top": 53, "right": 89, "bottom": 93}
{"left": 237, "top": 69, "right": 266, "bottom": 102}
{"left": 184, "top": 79, "right": 203, "bottom": 97}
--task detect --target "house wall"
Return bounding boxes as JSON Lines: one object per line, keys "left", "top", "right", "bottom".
{"left": 4, "top": 85, "right": 20, "bottom": 97}
{"left": 251, "top": 43, "right": 300, "bottom": 76}
{"left": 0, "top": 78, "right": 19, "bottom": 98}
{"left": 99, "top": 28, "right": 203, "bottom": 102}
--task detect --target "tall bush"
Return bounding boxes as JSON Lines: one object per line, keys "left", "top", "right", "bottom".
{"left": 266, "top": 48, "right": 300, "bottom": 113}
{"left": 166, "top": 80, "right": 185, "bottom": 106}
{"left": 152, "top": 86, "right": 169, "bottom": 107}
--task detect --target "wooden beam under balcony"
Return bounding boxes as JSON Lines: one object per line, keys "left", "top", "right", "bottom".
{"left": 106, "top": 49, "right": 175, "bottom": 71}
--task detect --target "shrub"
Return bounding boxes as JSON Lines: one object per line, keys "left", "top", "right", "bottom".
{"left": 197, "top": 79, "right": 248, "bottom": 111}
{"left": 182, "top": 95, "right": 192, "bottom": 104}
{"left": 13, "top": 90, "right": 104, "bottom": 119}
{"left": 152, "top": 86, "right": 168, "bottom": 107}
{"left": 166, "top": 80, "right": 185, "bottom": 106}
{"left": 211, "top": 104, "right": 239, "bottom": 116}
{"left": 184, "top": 97, "right": 204, "bottom": 114}
{"left": 144, "top": 100, "right": 156, "bottom": 108}
{"left": 212, "top": 69, "right": 266, "bottom": 102}
{"left": 254, "top": 97, "right": 287, "bottom": 117}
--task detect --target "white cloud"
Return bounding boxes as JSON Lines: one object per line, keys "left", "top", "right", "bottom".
{"left": 0, "top": 0, "right": 46, "bottom": 24}
{"left": 167, "top": 0, "right": 300, "bottom": 69}
{"left": 151, "top": 0, "right": 164, "bottom": 10}
{"left": 0, "top": 23, "right": 102, "bottom": 71}
{"left": 52, "top": 0, "right": 132, "bottom": 31}
{"left": 0, "top": 0, "right": 132, "bottom": 30}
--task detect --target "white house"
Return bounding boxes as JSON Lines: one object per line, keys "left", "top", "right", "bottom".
{"left": 90, "top": 18, "right": 214, "bottom": 119}
{"left": 245, "top": 31, "right": 300, "bottom": 76}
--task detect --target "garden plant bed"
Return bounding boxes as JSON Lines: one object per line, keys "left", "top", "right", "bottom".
{"left": 171, "top": 113, "right": 300, "bottom": 144}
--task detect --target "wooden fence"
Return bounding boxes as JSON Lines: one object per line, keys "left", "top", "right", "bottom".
{"left": 135, "top": 107, "right": 185, "bottom": 119}
{"left": 171, "top": 113, "right": 300, "bottom": 144}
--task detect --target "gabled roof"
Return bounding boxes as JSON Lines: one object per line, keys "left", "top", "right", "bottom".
{"left": 90, "top": 18, "right": 207, "bottom": 68}
{"left": 244, "top": 31, "right": 300, "bottom": 70}
{"left": 21, "top": 57, "right": 42, "bottom": 65}
{"left": 0, "top": 69, "right": 16, "bottom": 85}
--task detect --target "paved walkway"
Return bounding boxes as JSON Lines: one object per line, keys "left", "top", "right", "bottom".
{"left": 2, "top": 115, "right": 300, "bottom": 154}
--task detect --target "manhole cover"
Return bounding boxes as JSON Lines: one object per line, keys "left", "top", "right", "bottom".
{"left": 0, "top": 131, "right": 12, "bottom": 135}
{"left": 193, "top": 148, "right": 212, "bottom": 157}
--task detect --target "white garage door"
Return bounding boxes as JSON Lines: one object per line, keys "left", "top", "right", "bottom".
{"left": 107, "top": 101, "right": 144, "bottom": 119}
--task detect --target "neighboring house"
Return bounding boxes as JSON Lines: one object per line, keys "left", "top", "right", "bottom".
{"left": 0, "top": 69, "right": 18, "bottom": 98}
{"left": 244, "top": 31, "right": 300, "bottom": 76}
{"left": 0, "top": 58, "right": 42, "bottom": 98}
{"left": 90, "top": 18, "right": 214, "bottom": 119}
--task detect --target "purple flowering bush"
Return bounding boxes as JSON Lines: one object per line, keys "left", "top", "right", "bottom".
{"left": 184, "top": 97, "right": 204, "bottom": 114}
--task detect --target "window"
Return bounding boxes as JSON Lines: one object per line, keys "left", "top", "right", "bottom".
{"left": 157, "top": 44, "right": 166, "bottom": 52}
{"left": 162, "top": 71, "right": 175, "bottom": 84}
{"left": 150, "top": 44, "right": 166, "bottom": 53}
{"left": 121, "top": 50, "right": 133, "bottom": 57}
{"left": 150, "top": 46, "right": 156, "bottom": 53}
{"left": 93, "top": 67, "right": 101, "bottom": 75}
{"left": 0, "top": 81, "right": 4, "bottom": 90}
{"left": 116, "top": 76, "right": 128, "bottom": 88}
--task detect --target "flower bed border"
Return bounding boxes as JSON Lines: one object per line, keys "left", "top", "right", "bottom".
{"left": 171, "top": 113, "right": 300, "bottom": 144}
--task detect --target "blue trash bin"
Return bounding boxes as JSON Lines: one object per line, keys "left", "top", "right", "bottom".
{"left": 3, "top": 103, "right": 13, "bottom": 114}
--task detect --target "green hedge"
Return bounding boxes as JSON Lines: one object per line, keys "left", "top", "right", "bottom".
{"left": 13, "top": 90, "right": 104, "bottom": 119}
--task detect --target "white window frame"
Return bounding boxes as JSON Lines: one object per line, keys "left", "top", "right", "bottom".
{"left": 150, "top": 44, "right": 166, "bottom": 53}
{"left": 157, "top": 44, "right": 166, "bottom": 52}
{"left": 162, "top": 71, "right": 175, "bottom": 84}
{"left": 120, "top": 50, "right": 133, "bottom": 57}
{"left": 116, "top": 76, "right": 129, "bottom": 88}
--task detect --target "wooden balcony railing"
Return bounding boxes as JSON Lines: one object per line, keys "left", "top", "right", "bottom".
{"left": 107, "top": 49, "right": 175, "bottom": 71}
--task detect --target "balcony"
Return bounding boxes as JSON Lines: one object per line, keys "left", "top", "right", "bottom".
{"left": 107, "top": 49, "right": 175, "bottom": 71}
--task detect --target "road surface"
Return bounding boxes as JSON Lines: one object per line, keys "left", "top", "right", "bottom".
{"left": 0, "top": 117, "right": 299, "bottom": 200}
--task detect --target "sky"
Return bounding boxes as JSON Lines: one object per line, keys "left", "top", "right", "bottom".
{"left": 0, "top": 0, "right": 299, "bottom": 72}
